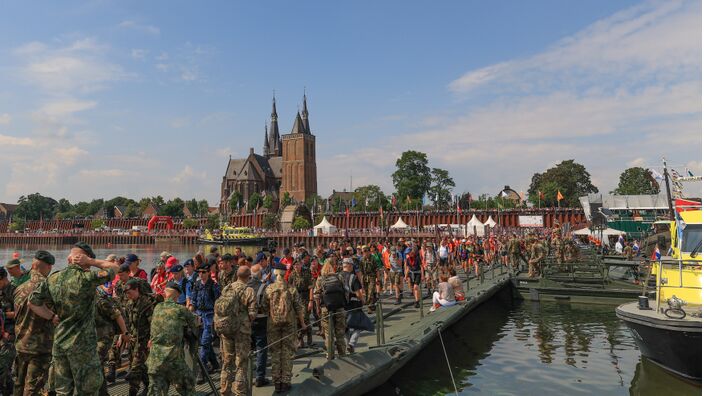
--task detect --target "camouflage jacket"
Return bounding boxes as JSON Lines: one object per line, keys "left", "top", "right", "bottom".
{"left": 95, "top": 292, "right": 121, "bottom": 340}
{"left": 146, "top": 299, "right": 197, "bottom": 373}
{"left": 360, "top": 257, "right": 377, "bottom": 277}
{"left": 113, "top": 279, "right": 130, "bottom": 310}
{"left": 221, "top": 280, "right": 256, "bottom": 335}
{"left": 29, "top": 264, "right": 114, "bottom": 355}
{"left": 127, "top": 293, "right": 160, "bottom": 344}
{"left": 13, "top": 269, "right": 53, "bottom": 355}
{"left": 11, "top": 270, "right": 30, "bottom": 288}
{"left": 287, "top": 268, "right": 312, "bottom": 298}
{"left": 217, "top": 269, "right": 237, "bottom": 290}
{"left": 0, "top": 283, "right": 16, "bottom": 336}
{"left": 530, "top": 243, "right": 546, "bottom": 263}
{"left": 266, "top": 280, "right": 303, "bottom": 325}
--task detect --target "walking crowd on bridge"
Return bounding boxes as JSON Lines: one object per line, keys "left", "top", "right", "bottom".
{"left": 0, "top": 223, "right": 639, "bottom": 395}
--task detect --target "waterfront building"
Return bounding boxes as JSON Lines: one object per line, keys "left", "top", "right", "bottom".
{"left": 0, "top": 203, "right": 17, "bottom": 222}
{"left": 219, "top": 94, "right": 317, "bottom": 214}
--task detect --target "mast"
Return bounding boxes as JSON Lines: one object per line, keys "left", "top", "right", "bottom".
{"left": 663, "top": 157, "right": 675, "bottom": 220}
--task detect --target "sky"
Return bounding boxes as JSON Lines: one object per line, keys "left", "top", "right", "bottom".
{"left": 0, "top": 0, "right": 701, "bottom": 205}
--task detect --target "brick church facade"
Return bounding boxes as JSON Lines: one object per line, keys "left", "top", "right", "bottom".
{"left": 219, "top": 94, "right": 317, "bottom": 214}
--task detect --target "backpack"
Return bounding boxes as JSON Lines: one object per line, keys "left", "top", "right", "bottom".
{"left": 322, "top": 274, "right": 346, "bottom": 311}
{"left": 269, "top": 286, "right": 293, "bottom": 326}
{"left": 213, "top": 284, "right": 241, "bottom": 338}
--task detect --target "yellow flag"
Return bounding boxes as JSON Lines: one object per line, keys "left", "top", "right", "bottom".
{"left": 556, "top": 190, "right": 564, "bottom": 201}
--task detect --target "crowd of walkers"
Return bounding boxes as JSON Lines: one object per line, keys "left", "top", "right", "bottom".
{"left": 0, "top": 222, "right": 638, "bottom": 395}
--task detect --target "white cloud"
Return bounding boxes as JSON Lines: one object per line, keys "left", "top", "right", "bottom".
{"left": 0, "top": 134, "right": 34, "bottom": 146}
{"left": 118, "top": 20, "right": 160, "bottom": 35}
{"left": 0, "top": 113, "right": 11, "bottom": 125}
{"left": 172, "top": 165, "right": 207, "bottom": 184}
{"left": 78, "top": 169, "right": 127, "bottom": 178}
{"left": 37, "top": 99, "right": 96, "bottom": 118}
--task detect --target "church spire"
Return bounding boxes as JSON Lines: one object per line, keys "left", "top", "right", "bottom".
{"left": 301, "top": 90, "right": 310, "bottom": 134}
{"left": 291, "top": 112, "right": 306, "bottom": 134}
{"left": 263, "top": 123, "right": 270, "bottom": 158}
{"left": 269, "top": 93, "right": 281, "bottom": 156}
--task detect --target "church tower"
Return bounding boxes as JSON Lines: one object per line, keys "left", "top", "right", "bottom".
{"left": 280, "top": 94, "right": 317, "bottom": 203}
{"left": 267, "top": 95, "right": 282, "bottom": 158}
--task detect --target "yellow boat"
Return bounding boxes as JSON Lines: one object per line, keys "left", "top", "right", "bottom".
{"left": 198, "top": 226, "right": 269, "bottom": 245}
{"left": 616, "top": 209, "right": 701, "bottom": 380}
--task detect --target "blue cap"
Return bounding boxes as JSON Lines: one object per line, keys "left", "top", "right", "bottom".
{"left": 125, "top": 254, "right": 139, "bottom": 263}
{"left": 169, "top": 264, "right": 184, "bottom": 273}
{"left": 183, "top": 259, "right": 194, "bottom": 267}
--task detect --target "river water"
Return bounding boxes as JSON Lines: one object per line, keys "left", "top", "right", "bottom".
{"left": 1, "top": 244, "right": 700, "bottom": 396}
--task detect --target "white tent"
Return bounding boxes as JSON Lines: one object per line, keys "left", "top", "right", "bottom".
{"left": 313, "top": 216, "right": 337, "bottom": 236}
{"left": 573, "top": 227, "right": 624, "bottom": 246}
{"left": 390, "top": 217, "right": 409, "bottom": 229}
{"left": 466, "top": 215, "right": 485, "bottom": 236}
{"left": 484, "top": 216, "right": 497, "bottom": 228}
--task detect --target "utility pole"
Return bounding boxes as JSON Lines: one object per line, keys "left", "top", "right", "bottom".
{"left": 662, "top": 157, "right": 675, "bottom": 220}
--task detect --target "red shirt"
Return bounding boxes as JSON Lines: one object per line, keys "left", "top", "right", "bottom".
{"left": 131, "top": 268, "right": 148, "bottom": 280}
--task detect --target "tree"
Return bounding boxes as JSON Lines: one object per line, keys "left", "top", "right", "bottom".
{"left": 291, "top": 216, "right": 311, "bottom": 231}
{"left": 206, "top": 214, "right": 220, "bottom": 230}
{"left": 159, "top": 198, "right": 185, "bottom": 217}
{"left": 392, "top": 151, "right": 431, "bottom": 201}
{"left": 428, "top": 168, "right": 455, "bottom": 210}
{"left": 14, "top": 193, "right": 58, "bottom": 221}
{"left": 125, "top": 203, "right": 141, "bottom": 218}
{"left": 248, "top": 194, "right": 262, "bottom": 211}
{"left": 281, "top": 192, "right": 293, "bottom": 207}
{"left": 612, "top": 167, "right": 659, "bottom": 195}
{"left": 229, "top": 192, "right": 243, "bottom": 212}
{"left": 527, "top": 160, "right": 598, "bottom": 207}
{"left": 197, "top": 200, "right": 210, "bottom": 217}
{"left": 186, "top": 199, "right": 199, "bottom": 217}
{"left": 353, "top": 185, "right": 390, "bottom": 212}
{"left": 262, "top": 195, "right": 274, "bottom": 210}
{"left": 182, "top": 218, "right": 199, "bottom": 229}
{"left": 9, "top": 219, "right": 25, "bottom": 232}
{"left": 262, "top": 213, "right": 279, "bottom": 230}
{"left": 91, "top": 219, "right": 106, "bottom": 229}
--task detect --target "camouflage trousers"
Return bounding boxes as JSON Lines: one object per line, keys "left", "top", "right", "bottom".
{"left": 267, "top": 323, "right": 297, "bottom": 383}
{"left": 363, "top": 276, "right": 377, "bottom": 305}
{"left": 299, "top": 294, "right": 312, "bottom": 329}
{"left": 13, "top": 351, "right": 50, "bottom": 396}
{"left": 147, "top": 359, "right": 194, "bottom": 396}
{"left": 96, "top": 336, "right": 113, "bottom": 396}
{"left": 53, "top": 349, "right": 103, "bottom": 396}
{"left": 0, "top": 340, "right": 15, "bottom": 394}
{"left": 219, "top": 332, "right": 251, "bottom": 396}
{"left": 321, "top": 307, "right": 347, "bottom": 359}
{"left": 510, "top": 254, "right": 521, "bottom": 270}
{"left": 127, "top": 341, "right": 149, "bottom": 392}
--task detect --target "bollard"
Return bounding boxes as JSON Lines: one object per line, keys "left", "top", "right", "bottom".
{"left": 327, "top": 310, "right": 334, "bottom": 360}
{"left": 246, "top": 353, "right": 253, "bottom": 396}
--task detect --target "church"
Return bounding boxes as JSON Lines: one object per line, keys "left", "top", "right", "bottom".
{"left": 219, "top": 94, "right": 317, "bottom": 214}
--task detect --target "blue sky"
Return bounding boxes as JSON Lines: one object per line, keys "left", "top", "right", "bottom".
{"left": 0, "top": 0, "right": 700, "bottom": 205}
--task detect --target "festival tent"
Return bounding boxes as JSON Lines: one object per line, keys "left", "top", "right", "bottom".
{"left": 573, "top": 227, "right": 624, "bottom": 246}
{"left": 313, "top": 216, "right": 337, "bottom": 236}
{"left": 484, "top": 216, "right": 497, "bottom": 228}
{"left": 466, "top": 215, "right": 485, "bottom": 236}
{"left": 390, "top": 217, "right": 409, "bottom": 229}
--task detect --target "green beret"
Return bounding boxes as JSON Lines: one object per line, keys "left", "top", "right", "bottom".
{"left": 73, "top": 242, "right": 96, "bottom": 259}
{"left": 222, "top": 253, "right": 234, "bottom": 261}
{"left": 125, "top": 278, "right": 142, "bottom": 290}
{"left": 34, "top": 250, "right": 55, "bottom": 265}
{"left": 5, "top": 259, "right": 21, "bottom": 269}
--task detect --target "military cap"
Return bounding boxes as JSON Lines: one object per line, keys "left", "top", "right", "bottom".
{"left": 73, "top": 241, "right": 96, "bottom": 259}
{"left": 118, "top": 263, "right": 131, "bottom": 273}
{"left": 169, "top": 264, "right": 184, "bottom": 273}
{"left": 125, "top": 278, "right": 142, "bottom": 290}
{"left": 282, "top": 248, "right": 291, "bottom": 256}
{"left": 34, "top": 250, "right": 55, "bottom": 265}
{"left": 183, "top": 258, "right": 195, "bottom": 267}
{"left": 6, "top": 259, "right": 22, "bottom": 269}
{"left": 196, "top": 264, "right": 211, "bottom": 272}
{"left": 165, "top": 281, "right": 182, "bottom": 294}
{"left": 222, "top": 253, "right": 235, "bottom": 261}
{"left": 0, "top": 267, "right": 7, "bottom": 279}
{"left": 160, "top": 251, "right": 172, "bottom": 258}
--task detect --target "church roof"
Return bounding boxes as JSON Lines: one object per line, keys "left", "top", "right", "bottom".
{"left": 226, "top": 159, "right": 245, "bottom": 178}
{"left": 267, "top": 156, "right": 282, "bottom": 179}
{"left": 291, "top": 112, "right": 306, "bottom": 134}
{"left": 236, "top": 160, "right": 260, "bottom": 182}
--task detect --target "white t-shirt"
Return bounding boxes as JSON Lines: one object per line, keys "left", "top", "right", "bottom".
{"left": 438, "top": 245, "right": 449, "bottom": 259}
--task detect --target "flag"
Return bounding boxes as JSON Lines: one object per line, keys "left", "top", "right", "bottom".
{"left": 651, "top": 246, "right": 661, "bottom": 261}
{"left": 556, "top": 191, "right": 564, "bottom": 201}
{"left": 649, "top": 169, "right": 664, "bottom": 182}
{"left": 325, "top": 198, "right": 330, "bottom": 212}
{"left": 500, "top": 191, "right": 508, "bottom": 198}
{"left": 345, "top": 207, "right": 350, "bottom": 217}
{"left": 351, "top": 197, "right": 357, "bottom": 208}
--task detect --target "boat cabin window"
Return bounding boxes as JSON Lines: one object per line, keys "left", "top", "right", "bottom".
{"left": 681, "top": 224, "right": 701, "bottom": 254}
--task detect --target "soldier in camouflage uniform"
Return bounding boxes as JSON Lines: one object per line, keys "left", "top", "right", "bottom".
{"left": 13, "top": 250, "right": 55, "bottom": 395}
{"left": 266, "top": 263, "right": 306, "bottom": 393}
{"left": 528, "top": 238, "right": 546, "bottom": 278}
{"left": 0, "top": 265, "right": 16, "bottom": 395}
{"left": 125, "top": 278, "right": 161, "bottom": 396}
{"left": 313, "top": 259, "right": 347, "bottom": 361}
{"left": 107, "top": 263, "right": 132, "bottom": 383}
{"left": 288, "top": 253, "right": 313, "bottom": 347}
{"left": 217, "top": 253, "right": 238, "bottom": 290}
{"left": 95, "top": 288, "right": 129, "bottom": 396}
{"left": 218, "top": 266, "right": 256, "bottom": 396}
{"left": 28, "top": 242, "right": 119, "bottom": 396}
{"left": 146, "top": 281, "right": 198, "bottom": 395}
{"left": 6, "top": 258, "right": 30, "bottom": 288}
{"left": 359, "top": 246, "right": 377, "bottom": 313}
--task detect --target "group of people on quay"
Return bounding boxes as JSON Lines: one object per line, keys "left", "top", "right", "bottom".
{"left": 0, "top": 224, "right": 641, "bottom": 395}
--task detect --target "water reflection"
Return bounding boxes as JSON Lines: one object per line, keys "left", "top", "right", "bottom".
{"left": 369, "top": 291, "right": 700, "bottom": 396}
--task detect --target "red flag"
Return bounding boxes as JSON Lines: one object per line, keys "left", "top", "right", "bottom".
{"left": 345, "top": 207, "right": 350, "bottom": 218}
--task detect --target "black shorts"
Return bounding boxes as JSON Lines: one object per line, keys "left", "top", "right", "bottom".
{"left": 440, "top": 257, "right": 448, "bottom": 266}
{"left": 408, "top": 272, "right": 422, "bottom": 285}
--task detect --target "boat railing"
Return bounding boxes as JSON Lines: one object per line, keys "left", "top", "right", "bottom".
{"left": 654, "top": 258, "right": 702, "bottom": 313}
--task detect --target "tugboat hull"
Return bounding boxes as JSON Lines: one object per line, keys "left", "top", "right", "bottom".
{"left": 616, "top": 301, "right": 702, "bottom": 381}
